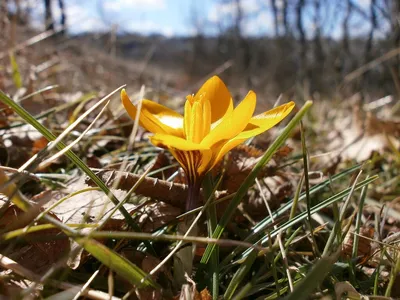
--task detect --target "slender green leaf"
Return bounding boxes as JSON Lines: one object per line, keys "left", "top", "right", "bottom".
{"left": 219, "top": 164, "right": 362, "bottom": 266}
{"left": 9, "top": 51, "right": 22, "bottom": 88}
{"left": 201, "top": 101, "right": 313, "bottom": 264}
{"left": 352, "top": 177, "right": 369, "bottom": 259}
{"left": 239, "top": 175, "right": 378, "bottom": 260}
{"left": 284, "top": 250, "right": 341, "bottom": 300}
{"left": 77, "top": 238, "right": 158, "bottom": 288}
{"left": 0, "top": 90, "right": 139, "bottom": 231}
{"left": 224, "top": 248, "right": 258, "bottom": 299}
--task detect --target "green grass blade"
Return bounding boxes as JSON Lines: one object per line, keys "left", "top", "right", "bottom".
{"left": 284, "top": 250, "right": 341, "bottom": 300}
{"left": 220, "top": 163, "right": 362, "bottom": 266}
{"left": 352, "top": 176, "right": 369, "bottom": 259}
{"left": 0, "top": 89, "right": 139, "bottom": 231}
{"left": 238, "top": 175, "right": 378, "bottom": 260}
{"left": 224, "top": 248, "right": 258, "bottom": 299}
{"left": 200, "top": 101, "right": 313, "bottom": 264}
{"left": 203, "top": 174, "right": 220, "bottom": 299}
{"left": 77, "top": 238, "right": 158, "bottom": 288}
{"left": 9, "top": 51, "right": 22, "bottom": 88}
{"left": 252, "top": 164, "right": 361, "bottom": 236}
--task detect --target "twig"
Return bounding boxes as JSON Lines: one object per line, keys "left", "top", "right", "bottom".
{"left": 85, "top": 169, "right": 228, "bottom": 209}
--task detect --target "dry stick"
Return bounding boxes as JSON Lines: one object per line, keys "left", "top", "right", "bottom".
{"left": 85, "top": 169, "right": 228, "bottom": 209}
{"left": 16, "top": 85, "right": 124, "bottom": 177}
{"left": 352, "top": 232, "right": 400, "bottom": 252}
{"left": 0, "top": 12, "right": 103, "bottom": 60}
{"left": 3, "top": 86, "right": 122, "bottom": 212}
{"left": 12, "top": 88, "right": 124, "bottom": 294}
{"left": 343, "top": 47, "right": 400, "bottom": 83}
{"left": 0, "top": 15, "right": 87, "bottom": 60}
{"left": 115, "top": 85, "right": 144, "bottom": 191}
{"left": 39, "top": 100, "right": 111, "bottom": 169}
{"left": 0, "top": 254, "right": 119, "bottom": 300}
{"left": 0, "top": 30, "right": 55, "bottom": 60}
{"left": 72, "top": 270, "right": 101, "bottom": 300}
{"left": 255, "top": 178, "right": 294, "bottom": 292}
{"left": 0, "top": 166, "right": 40, "bottom": 182}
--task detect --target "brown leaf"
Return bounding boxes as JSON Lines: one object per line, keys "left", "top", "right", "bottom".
{"left": 31, "top": 136, "right": 48, "bottom": 154}
{"left": 331, "top": 103, "right": 400, "bottom": 161}
{"left": 196, "top": 288, "right": 212, "bottom": 300}
{"left": 174, "top": 287, "right": 211, "bottom": 300}
{"left": 146, "top": 151, "right": 177, "bottom": 180}
{"left": 341, "top": 225, "right": 374, "bottom": 264}
{"left": 0, "top": 205, "right": 70, "bottom": 274}
{"left": 214, "top": 144, "right": 290, "bottom": 193}
{"left": 0, "top": 102, "right": 13, "bottom": 127}
{"left": 137, "top": 202, "right": 181, "bottom": 232}
{"left": 243, "top": 176, "right": 293, "bottom": 220}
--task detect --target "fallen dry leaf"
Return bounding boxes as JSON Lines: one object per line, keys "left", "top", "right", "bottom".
{"left": 0, "top": 205, "right": 70, "bottom": 274}
{"left": 330, "top": 100, "right": 400, "bottom": 161}
{"left": 137, "top": 202, "right": 181, "bottom": 233}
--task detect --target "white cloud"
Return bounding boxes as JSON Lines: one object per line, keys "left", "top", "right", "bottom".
{"left": 103, "top": 0, "right": 166, "bottom": 11}
{"left": 61, "top": 3, "right": 111, "bottom": 33}
{"left": 208, "top": 0, "right": 273, "bottom": 36}
{"left": 242, "top": 11, "right": 274, "bottom": 36}
{"left": 208, "top": 0, "right": 262, "bottom": 23}
{"left": 26, "top": 2, "right": 109, "bottom": 33}
{"left": 357, "top": 0, "right": 371, "bottom": 8}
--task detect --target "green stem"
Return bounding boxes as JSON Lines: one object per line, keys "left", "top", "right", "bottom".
{"left": 186, "top": 179, "right": 202, "bottom": 212}
{"left": 203, "top": 174, "right": 219, "bottom": 299}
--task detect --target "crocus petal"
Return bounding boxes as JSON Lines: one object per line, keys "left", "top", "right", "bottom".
{"left": 209, "top": 101, "right": 295, "bottom": 168}
{"left": 150, "top": 133, "right": 213, "bottom": 180}
{"left": 171, "top": 148, "right": 213, "bottom": 179}
{"left": 235, "top": 101, "right": 295, "bottom": 140}
{"left": 150, "top": 133, "right": 209, "bottom": 151}
{"left": 195, "top": 76, "right": 233, "bottom": 123}
{"left": 201, "top": 90, "right": 257, "bottom": 147}
{"left": 121, "top": 89, "right": 184, "bottom": 137}
{"left": 209, "top": 137, "right": 247, "bottom": 170}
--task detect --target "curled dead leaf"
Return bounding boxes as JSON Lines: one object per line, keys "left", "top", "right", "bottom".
{"left": 0, "top": 205, "right": 70, "bottom": 274}
{"left": 341, "top": 225, "right": 375, "bottom": 264}
{"left": 137, "top": 202, "right": 181, "bottom": 233}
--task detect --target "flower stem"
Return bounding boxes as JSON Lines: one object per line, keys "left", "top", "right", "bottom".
{"left": 186, "top": 179, "right": 202, "bottom": 212}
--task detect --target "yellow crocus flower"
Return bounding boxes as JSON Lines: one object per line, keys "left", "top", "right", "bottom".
{"left": 122, "top": 76, "right": 294, "bottom": 210}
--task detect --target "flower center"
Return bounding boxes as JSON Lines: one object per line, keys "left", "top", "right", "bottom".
{"left": 183, "top": 94, "right": 211, "bottom": 144}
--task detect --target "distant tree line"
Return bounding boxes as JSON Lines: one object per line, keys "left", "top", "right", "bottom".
{"left": 1, "top": 0, "right": 65, "bottom": 34}
{"left": 2, "top": 0, "right": 399, "bottom": 100}
{"left": 187, "top": 0, "right": 400, "bottom": 100}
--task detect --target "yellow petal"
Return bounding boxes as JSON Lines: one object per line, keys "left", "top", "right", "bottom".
{"left": 183, "top": 99, "right": 193, "bottom": 140}
{"left": 191, "top": 101, "right": 204, "bottom": 143}
{"left": 236, "top": 101, "right": 295, "bottom": 140}
{"left": 201, "top": 97, "right": 211, "bottom": 138}
{"left": 197, "top": 149, "right": 213, "bottom": 175}
{"left": 170, "top": 149, "right": 213, "bottom": 180}
{"left": 150, "top": 133, "right": 209, "bottom": 151}
{"left": 201, "top": 91, "right": 257, "bottom": 147}
{"left": 209, "top": 137, "right": 247, "bottom": 170}
{"left": 195, "top": 76, "right": 233, "bottom": 123}
{"left": 121, "top": 89, "right": 184, "bottom": 137}
{"left": 208, "top": 101, "right": 295, "bottom": 168}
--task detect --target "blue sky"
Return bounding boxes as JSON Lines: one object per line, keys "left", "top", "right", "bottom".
{"left": 18, "top": 0, "right": 385, "bottom": 38}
